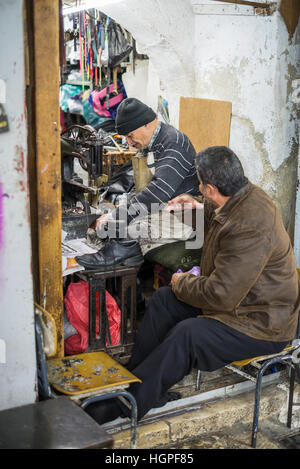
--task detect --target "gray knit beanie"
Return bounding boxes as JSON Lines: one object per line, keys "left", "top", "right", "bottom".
{"left": 115, "top": 98, "right": 156, "bottom": 135}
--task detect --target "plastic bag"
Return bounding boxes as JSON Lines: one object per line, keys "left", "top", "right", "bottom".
{"left": 67, "top": 97, "right": 83, "bottom": 115}
{"left": 91, "top": 82, "right": 124, "bottom": 118}
{"left": 60, "top": 84, "right": 82, "bottom": 112}
{"left": 108, "top": 22, "right": 133, "bottom": 68}
{"left": 177, "top": 266, "right": 201, "bottom": 276}
{"left": 64, "top": 280, "right": 121, "bottom": 355}
{"left": 82, "top": 99, "right": 107, "bottom": 127}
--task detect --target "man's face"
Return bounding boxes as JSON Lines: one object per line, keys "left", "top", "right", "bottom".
{"left": 199, "top": 180, "right": 209, "bottom": 200}
{"left": 198, "top": 172, "right": 211, "bottom": 202}
{"left": 125, "top": 125, "right": 152, "bottom": 150}
{"left": 197, "top": 171, "right": 206, "bottom": 198}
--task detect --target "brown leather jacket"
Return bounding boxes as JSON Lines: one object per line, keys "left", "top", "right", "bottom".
{"left": 174, "top": 182, "right": 300, "bottom": 342}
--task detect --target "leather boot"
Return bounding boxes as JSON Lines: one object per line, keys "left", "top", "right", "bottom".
{"left": 75, "top": 238, "right": 144, "bottom": 270}
{"left": 85, "top": 399, "right": 124, "bottom": 425}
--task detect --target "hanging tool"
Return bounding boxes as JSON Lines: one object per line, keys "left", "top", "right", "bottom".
{"left": 83, "top": 11, "right": 87, "bottom": 74}
{"left": 79, "top": 12, "right": 82, "bottom": 74}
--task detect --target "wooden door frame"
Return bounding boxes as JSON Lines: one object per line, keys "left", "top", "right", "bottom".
{"left": 26, "top": 0, "right": 64, "bottom": 356}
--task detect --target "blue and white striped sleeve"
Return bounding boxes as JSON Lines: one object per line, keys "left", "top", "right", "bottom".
{"left": 126, "top": 141, "right": 195, "bottom": 222}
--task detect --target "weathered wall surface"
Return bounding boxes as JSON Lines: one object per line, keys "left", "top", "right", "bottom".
{"left": 98, "top": 0, "right": 196, "bottom": 124}
{"left": 294, "top": 144, "right": 300, "bottom": 266}
{"left": 102, "top": 0, "right": 300, "bottom": 232}
{"left": 192, "top": 1, "right": 300, "bottom": 230}
{"left": 122, "top": 59, "right": 161, "bottom": 116}
{"left": 0, "top": 0, "right": 36, "bottom": 411}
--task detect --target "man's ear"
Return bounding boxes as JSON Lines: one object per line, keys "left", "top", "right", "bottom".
{"left": 205, "top": 184, "right": 215, "bottom": 196}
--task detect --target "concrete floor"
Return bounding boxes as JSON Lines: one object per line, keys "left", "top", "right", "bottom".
{"left": 165, "top": 417, "right": 298, "bottom": 449}
{"left": 102, "top": 368, "right": 300, "bottom": 450}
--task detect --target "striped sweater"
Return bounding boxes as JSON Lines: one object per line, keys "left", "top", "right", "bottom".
{"left": 116, "top": 122, "right": 200, "bottom": 224}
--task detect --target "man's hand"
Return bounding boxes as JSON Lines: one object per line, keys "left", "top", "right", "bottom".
{"left": 166, "top": 194, "right": 203, "bottom": 212}
{"left": 96, "top": 213, "right": 111, "bottom": 236}
{"left": 171, "top": 272, "right": 183, "bottom": 291}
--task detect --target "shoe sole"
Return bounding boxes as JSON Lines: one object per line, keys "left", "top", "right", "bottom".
{"left": 80, "top": 254, "right": 144, "bottom": 271}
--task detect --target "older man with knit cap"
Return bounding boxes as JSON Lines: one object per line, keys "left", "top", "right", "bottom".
{"left": 76, "top": 98, "right": 200, "bottom": 270}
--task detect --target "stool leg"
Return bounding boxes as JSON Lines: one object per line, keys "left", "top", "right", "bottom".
{"left": 81, "top": 391, "right": 138, "bottom": 449}
{"left": 121, "top": 391, "right": 138, "bottom": 450}
{"left": 251, "top": 356, "right": 292, "bottom": 448}
{"left": 252, "top": 366, "right": 264, "bottom": 448}
{"left": 287, "top": 366, "right": 295, "bottom": 428}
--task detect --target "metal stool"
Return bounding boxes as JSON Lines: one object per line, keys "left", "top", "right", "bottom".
{"left": 196, "top": 343, "right": 300, "bottom": 449}
{"left": 35, "top": 304, "right": 141, "bottom": 449}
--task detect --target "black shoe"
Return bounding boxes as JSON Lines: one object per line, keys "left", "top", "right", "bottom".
{"left": 153, "top": 391, "right": 182, "bottom": 408}
{"left": 75, "top": 239, "right": 144, "bottom": 270}
{"left": 85, "top": 399, "right": 123, "bottom": 425}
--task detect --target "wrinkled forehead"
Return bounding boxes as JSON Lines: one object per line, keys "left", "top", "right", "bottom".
{"left": 125, "top": 125, "right": 146, "bottom": 139}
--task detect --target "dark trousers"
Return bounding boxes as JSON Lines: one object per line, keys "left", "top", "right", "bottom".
{"left": 126, "top": 287, "right": 288, "bottom": 420}
{"left": 86, "top": 286, "right": 288, "bottom": 423}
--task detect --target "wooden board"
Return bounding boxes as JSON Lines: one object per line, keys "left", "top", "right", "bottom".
{"left": 179, "top": 97, "right": 232, "bottom": 153}
{"left": 33, "top": 0, "right": 64, "bottom": 357}
{"left": 213, "top": 0, "right": 270, "bottom": 8}
{"left": 280, "top": 0, "right": 300, "bottom": 37}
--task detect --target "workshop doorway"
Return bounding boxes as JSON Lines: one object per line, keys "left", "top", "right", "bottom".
{"left": 26, "top": 0, "right": 170, "bottom": 358}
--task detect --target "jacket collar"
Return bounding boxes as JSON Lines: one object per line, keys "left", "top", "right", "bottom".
{"left": 213, "top": 181, "right": 252, "bottom": 225}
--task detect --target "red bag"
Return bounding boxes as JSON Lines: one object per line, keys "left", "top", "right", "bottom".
{"left": 64, "top": 281, "right": 121, "bottom": 355}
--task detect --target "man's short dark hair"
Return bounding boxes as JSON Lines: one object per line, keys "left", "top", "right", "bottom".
{"left": 195, "top": 146, "right": 248, "bottom": 196}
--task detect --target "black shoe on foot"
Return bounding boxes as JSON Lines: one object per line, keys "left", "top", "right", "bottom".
{"left": 154, "top": 391, "right": 182, "bottom": 408}
{"left": 85, "top": 399, "right": 123, "bottom": 425}
{"left": 75, "top": 239, "right": 144, "bottom": 270}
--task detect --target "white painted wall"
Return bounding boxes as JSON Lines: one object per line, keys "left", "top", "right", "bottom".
{"left": 191, "top": 1, "right": 300, "bottom": 231}
{"left": 101, "top": 0, "right": 300, "bottom": 228}
{"left": 294, "top": 144, "right": 300, "bottom": 267}
{"left": 192, "top": 2, "right": 300, "bottom": 180}
{"left": 96, "top": 0, "right": 195, "bottom": 124}
{"left": 122, "top": 60, "right": 160, "bottom": 112}
{"left": 99, "top": 1, "right": 299, "bottom": 167}
{"left": 0, "top": 0, "right": 37, "bottom": 411}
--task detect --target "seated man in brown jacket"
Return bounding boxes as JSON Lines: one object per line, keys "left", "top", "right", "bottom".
{"left": 86, "top": 146, "right": 300, "bottom": 424}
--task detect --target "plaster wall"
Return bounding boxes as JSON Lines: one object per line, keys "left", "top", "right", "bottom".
{"left": 122, "top": 59, "right": 162, "bottom": 114}
{"left": 0, "top": 0, "right": 36, "bottom": 411}
{"left": 101, "top": 0, "right": 300, "bottom": 229}
{"left": 294, "top": 144, "right": 300, "bottom": 266}
{"left": 192, "top": 2, "right": 300, "bottom": 229}
{"left": 98, "top": 0, "right": 195, "bottom": 124}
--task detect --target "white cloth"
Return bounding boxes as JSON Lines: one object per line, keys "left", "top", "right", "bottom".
{"left": 128, "top": 210, "right": 195, "bottom": 256}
